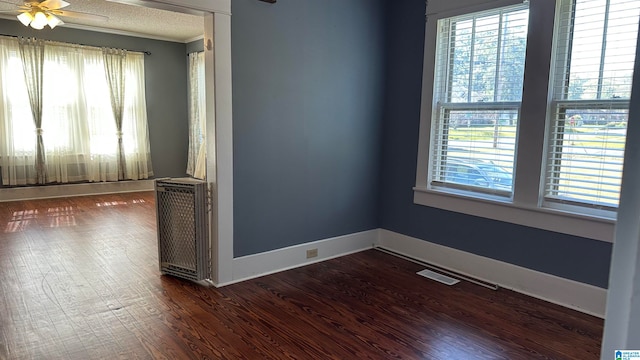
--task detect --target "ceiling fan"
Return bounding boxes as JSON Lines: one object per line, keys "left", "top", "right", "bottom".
{"left": 0, "top": 0, "right": 107, "bottom": 29}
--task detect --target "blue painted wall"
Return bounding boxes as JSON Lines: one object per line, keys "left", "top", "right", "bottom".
{"left": 230, "top": 0, "right": 612, "bottom": 288}
{"left": 231, "top": 0, "right": 386, "bottom": 257}
{"left": 186, "top": 39, "right": 203, "bottom": 54}
{"left": 378, "top": 0, "right": 612, "bottom": 288}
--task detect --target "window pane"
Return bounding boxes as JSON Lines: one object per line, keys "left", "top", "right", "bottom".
{"left": 83, "top": 58, "right": 116, "bottom": 155}
{"left": 444, "top": 9, "right": 528, "bottom": 103}
{"left": 546, "top": 107, "right": 627, "bottom": 207}
{"left": 546, "top": 0, "right": 639, "bottom": 209}
{"left": 565, "top": 0, "right": 640, "bottom": 100}
{"left": 566, "top": 0, "right": 605, "bottom": 100}
{"left": 431, "top": 4, "right": 528, "bottom": 195}
{"left": 471, "top": 15, "right": 499, "bottom": 102}
{"left": 497, "top": 9, "right": 528, "bottom": 101}
{"left": 449, "top": 20, "right": 473, "bottom": 103}
{"left": 601, "top": 0, "right": 639, "bottom": 98}
{"left": 432, "top": 109, "right": 517, "bottom": 193}
{"left": 43, "top": 59, "right": 77, "bottom": 151}
{"left": 4, "top": 57, "right": 35, "bottom": 153}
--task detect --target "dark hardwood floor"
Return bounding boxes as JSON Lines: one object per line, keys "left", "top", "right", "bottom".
{"left": 0, "top": 192, "right": 603, "bottom": 359}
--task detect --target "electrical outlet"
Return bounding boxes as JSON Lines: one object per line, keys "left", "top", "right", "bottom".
{"left": 306, "top": 248, "right": 318, "bottom": 259}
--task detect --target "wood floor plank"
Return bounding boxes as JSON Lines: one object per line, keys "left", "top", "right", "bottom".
{"left": 0, "top": 192, "right": 603, "bottom": 359}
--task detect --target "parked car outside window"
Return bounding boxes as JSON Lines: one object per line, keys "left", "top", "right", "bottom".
{"left": 444, "top": 158, "right": 513, "bottom": 191}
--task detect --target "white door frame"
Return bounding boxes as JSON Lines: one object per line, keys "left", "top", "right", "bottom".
{"left": 204, "top": 10, "right": 234, "bottom": 285}
{"left": 130, "top": 0, "right": 234, "bottom": 285}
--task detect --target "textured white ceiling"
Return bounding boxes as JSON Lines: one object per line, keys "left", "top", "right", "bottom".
{"left": 0, "top": 0, "right": 204, "bottom": 42}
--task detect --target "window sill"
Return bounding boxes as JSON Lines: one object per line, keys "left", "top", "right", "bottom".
{"left": 412, "top": 186, "right": 615, "bottom": 243}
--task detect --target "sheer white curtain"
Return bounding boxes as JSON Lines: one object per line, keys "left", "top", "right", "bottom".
{"left": 0, "top": 37, "right": 38, "bottom": 185}
{"left": 82, "top": 48, "right": 119, "bottom": 182}
{"left": 17, "top": 38, "right": 47, "bottom": 183}
{"left": 186, "top": 51, "right": 206, "bottom": 179}
{"left": 0, "top": 36, "right": 153, "bottom": 186}
{"left": 102, "top": 48, "right": 128, "bottom": 180}
{"left": 42, "top": 44, "right": 94, "bottom": 183}
{"left": 120, "top": 52, "right": 153, "bottom": 180}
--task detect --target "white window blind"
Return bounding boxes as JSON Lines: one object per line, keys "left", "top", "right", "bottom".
{"left": 545, "top": 0, "right": 640, "bottom": 209}
{"left": 429, "top": 4, "right": 529, "bottom": 196}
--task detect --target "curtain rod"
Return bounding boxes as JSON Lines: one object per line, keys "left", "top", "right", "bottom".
{"left": 0, "top": 33, "right": 151, "bottom": 55}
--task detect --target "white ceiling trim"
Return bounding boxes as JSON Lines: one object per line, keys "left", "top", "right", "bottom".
{"left": 185, "top": 34, "right": 204, "bottom": 44}
{"left": 105, "top": 0, "right": 206, "bottom": 15}
{"left": 151, "top": 0, "right": 231, "bottom": 15}
{"left": 108, "top": 0, "right": 231, "bottom": 15}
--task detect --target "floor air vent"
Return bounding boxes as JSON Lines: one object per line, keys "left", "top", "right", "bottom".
{"left": 417, "top": 269, "right": 460, "bottom": 286}
{"left": 155, "top": 178, "right": 209, "bottom": 282}
{"left": 375, "top": 246, "right": 498, "bottom": 290}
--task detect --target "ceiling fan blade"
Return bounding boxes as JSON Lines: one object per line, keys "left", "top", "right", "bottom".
{"left": 38, "top": 0, "right": 69, "bottom": 10}
{"left": 50, "top": 9, "right": 108, "bottom": 21}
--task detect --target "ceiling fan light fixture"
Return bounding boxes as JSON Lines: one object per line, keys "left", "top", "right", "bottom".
{"left": 13, "top": 1, "right": 106, "bottom": 31}
{"left": 46, "top": 14, "right": 63, "bottom": 29}
{"left": 30, "top": 11, "right": 48, "bottom": 29}
{"left": 17, "top": 12, "right": 34, "bottom": 26}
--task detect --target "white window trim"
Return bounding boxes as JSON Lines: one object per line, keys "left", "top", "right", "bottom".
{"left": 414, "top": 0, "right": 620, "bottom": 243}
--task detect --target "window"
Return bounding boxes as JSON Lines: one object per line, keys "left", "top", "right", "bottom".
{"left": 414, "top": 0, "right": 640, "bottom": 242}
{"left": 0, "top": 36, "right": 153, "bottom": 186}
{"left": 429, "top": 4, "right": 528, "bottom": 196}
{"left": 545, "top": 0, "right": 640, "bottom": 210}
{"left": 1, "top": 55, "right": 34, "bottom": 153}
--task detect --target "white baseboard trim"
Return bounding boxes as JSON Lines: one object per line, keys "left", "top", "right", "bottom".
{"left": 377, "top": 229, "right": 607, "bottom": 318}
{"left": 0, "top": 179, "right": 155, "bottom": 202}
{"left": 214, "top": 227, "right": 607, "bottom": 317}
{"left": 220, "top": 229, "right": 378, "bottom": 287}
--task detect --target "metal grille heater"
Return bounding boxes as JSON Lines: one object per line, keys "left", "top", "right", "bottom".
{"left": 155, "top": 178, "right": 209, "bottom": 281}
